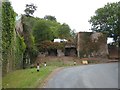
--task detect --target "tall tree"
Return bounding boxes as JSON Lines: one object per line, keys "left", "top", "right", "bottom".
{"left": 24, "top": 3, "right": 37, "bottom": 16}
{"left": 58, "top": 23, "right": 71, "bottom": 39}
{"left": 89, "top": 2, "right": 119, "bottom": 43}
{"left": 70, "top": 29, "right": 76, "bottom": 43}
{"left": 44, "top": 15, "right": 57, "bottom": 21}
{"left": 33, "top": 19, "right": 54, "bottom": 44}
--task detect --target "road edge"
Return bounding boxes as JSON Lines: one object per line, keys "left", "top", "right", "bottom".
{"left": 38, "top": 67, "right": 65, "bottom": 88}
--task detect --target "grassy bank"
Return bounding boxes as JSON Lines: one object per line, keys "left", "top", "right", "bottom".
{"left": 2, "top": 57, "right": 83, "bottom": 88}
{"left": 2, "top": 66, "right": 57, "bottom": 88}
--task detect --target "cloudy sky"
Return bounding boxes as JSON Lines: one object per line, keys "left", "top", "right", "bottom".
{"left": 10, "top": 0, "right": 119, "bottom": 33}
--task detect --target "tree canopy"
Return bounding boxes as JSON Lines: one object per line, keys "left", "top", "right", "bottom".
{"left": 33, "top": 19, "right": 54, "bottom": 43}
{"left": 32, "top": 16, "right": 74, "bottom": 45}
{"left": 44, "top": 15, "right": 57, "bottom": 21}
{"left": 24, "top": 3, "right": 37, "bottom": 16}
{"left": 58, "top": 23, "right": 71, "bottom": 39}
{"left": 2, "top": 1, "right": 76, "bottom": 75}
{"left": 89, "top": 2, "right": 120, "bottom": 42}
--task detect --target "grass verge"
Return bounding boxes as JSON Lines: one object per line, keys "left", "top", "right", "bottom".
{"left": 2, "top": 57, "right": 81, "bottom": 88}
{"left": 2, "top": 66, "right": 57, "bottom": 88}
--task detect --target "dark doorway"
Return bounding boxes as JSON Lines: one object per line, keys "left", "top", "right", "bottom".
{"left": 65, "top": 47, "right": 77, "bottom": 56}
{"left": 48, "top": 49, "right": 57, "bottom": 56}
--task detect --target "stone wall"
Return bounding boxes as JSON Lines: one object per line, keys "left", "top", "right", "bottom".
{"left": 15, "top": 16, "right": 23, "bottom": 35}
{"left": 108, "top": 45, "right": 119, "bottom": 59}
{"left": 57, "top": 49, "right": 64, "bottom": 57}
{"left": 77, "top": 32, "right": 108, "bottom": 58}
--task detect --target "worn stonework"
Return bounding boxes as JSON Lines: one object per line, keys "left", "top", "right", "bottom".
{"left": 77, "top": 32, "right": 108, "bottom": 58}
{"left": 57, "top": 49, "right": 64, "bottom": 57}
{"left": 15, "top": 16, "right": 23, "bottom": 35}
{"left": 108, "top": 45, "right": 120, "bottom": 59}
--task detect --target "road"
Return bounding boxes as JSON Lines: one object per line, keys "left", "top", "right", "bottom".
{"left": 45, "top": 63, "right": 118, "bottom": 88}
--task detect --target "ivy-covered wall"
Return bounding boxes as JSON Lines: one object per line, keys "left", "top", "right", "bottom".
{"left": 21, "top": 15, "right": 38, "bottom": 66}
{"left": 2, "top": 2, "right": 26, "bottom": 75}
{"left": 77, "top": 32, "right": 108, "bottom": 58}
{"left": 0, "top": 2, "right": 2, "bottom": 88}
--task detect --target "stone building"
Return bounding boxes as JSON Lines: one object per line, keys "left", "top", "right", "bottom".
{"left": 108, "top": 44, "right": 120, "bottom": 59}
{"left": 64, "top": 43, "right": 77, "bottom": 56}
{"left": 77, "top": 32, "right": 108, "bottom": 58}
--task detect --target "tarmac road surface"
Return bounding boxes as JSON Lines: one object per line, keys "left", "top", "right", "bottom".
{"left": 45, "top": 63, "right": 118, "bottom": 88}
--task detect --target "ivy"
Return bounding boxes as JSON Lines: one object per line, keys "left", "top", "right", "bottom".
{"left": 0, "top": 4, "right": 2, "bottom": 65}
{"left": 2, "top": 2, "right": 16, "bottom": 74}
{"left": 21, "top": 15, "right": 38, "bottom": 65}
{"left": 14, "top": 33, "right": 26, "bottom": 69}
{"left": 2, "top": 2, "right": 26, "bottom": 75}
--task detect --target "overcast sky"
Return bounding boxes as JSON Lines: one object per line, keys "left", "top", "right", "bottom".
{"left": 10, "top": 0, "right": 119, "bottom": 33}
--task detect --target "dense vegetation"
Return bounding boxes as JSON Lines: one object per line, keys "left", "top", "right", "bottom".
{"left": 2, "top": 1, "right": 119, "bottom": 88}
{"left": 2, "top": 2, "right": 75, "bottom": 75}
{"left": 2, "top": 2, "right": 26, "bottom": 75}
{"left": 32, "top": 16, "right": 74, "bottom": 51}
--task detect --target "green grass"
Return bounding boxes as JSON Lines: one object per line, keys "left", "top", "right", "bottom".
{"left": 2, "top": 59, "right": 78, "bottom": 88}
{"left": 47, "top": 61, "right": 70, "bottom": 67}
{"left": 46, "top": 59, "right": 77, "bottom": 67}
{"left": 2, "top": 66, "right": 57, "bottom": 88}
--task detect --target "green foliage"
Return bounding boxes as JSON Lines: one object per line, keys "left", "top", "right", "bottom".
{"left": 89, "top": 2, "right": 119, "bottom": 42}
{"left": 14, "top": 14, "right": 74, "bottom": 67}
{"left": 22, "top": 15, "right": 35, "bottom": 47}
{"left": 17, "top": 34, "right": 26, "bottom": 52}
{"left": 32, "top": 16, "right": 73, "bottom": 44}
{"left": 2, "top": 2, "right": 15, "bottom": 50}
{"left": 37, "top": 40, "right": 64, "bottom": 52}
{"left": 22, "top": 15, "right": 38, "bottom": 65}
{"left": 33, "top": 19, "right": 54, "bottom": 43}
{"left": 2, "top": 2, "right": 16, "bottom": 74}
{"left": 2, "top": 2, "right": 26, "bottom": 75}
{"left": 44, "top": 15, "right": 57, "bottom": 21}
{"left": 31, "top": 16, "right": 74, "bottom": 51}
{"left": 24, "top": 3, "right": 37, "bottom": 16}
{"left": 58, "top": 23, "right": 71, "bottom": 39}
{"left": 14, "top": 33, "right": 26, "bottom": 69}
{"left": 0, "top": 3, "right": 2, "bottom": 66}
{"left": 70, "top": 29, "right": 76, "bottom": 43}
